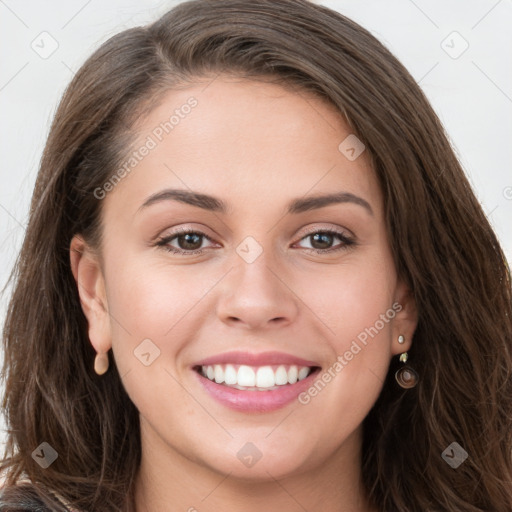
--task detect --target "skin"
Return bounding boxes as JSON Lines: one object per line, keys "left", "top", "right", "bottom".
{"left": 70, "top": 76, "right": 418, "bottom": 512}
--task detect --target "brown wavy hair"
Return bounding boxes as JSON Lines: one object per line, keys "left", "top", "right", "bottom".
{"left": 1, "top": 0, "right": 512, "bottom": 510}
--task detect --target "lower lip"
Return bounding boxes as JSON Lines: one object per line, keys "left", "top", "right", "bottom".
{"left": 193, "top": 368, "right": 321, "bottom": 412}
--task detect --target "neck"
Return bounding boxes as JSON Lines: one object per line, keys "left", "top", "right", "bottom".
{"left": 132, "top": 418, "right": 377, "bottom": 512}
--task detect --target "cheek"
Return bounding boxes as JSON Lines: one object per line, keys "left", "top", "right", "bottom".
{"left": 104, "top": 252, "right": 227, "bottom": 388}
{"left": 105, "top": 260, "right": 206, "bottom": 417}
{"left": 104, "top": 234, "right": 219, "bottom": 333}
{"left": 296, "top": 252, "right": 396, "bottom": 403}
{"left": 303, "top": 253, "right": 396, "bottom": 349}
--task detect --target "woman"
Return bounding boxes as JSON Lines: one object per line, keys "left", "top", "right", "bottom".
{"left": 1, "top": 0, "right": 511, "bottom": 510}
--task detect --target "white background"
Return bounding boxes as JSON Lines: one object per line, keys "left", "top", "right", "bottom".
{"left": 0, "top": 0, "right": 511, "bottom": 451}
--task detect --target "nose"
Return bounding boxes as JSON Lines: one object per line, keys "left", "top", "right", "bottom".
{"left": 215, "top": 252, "right": 299, "bottom": 331}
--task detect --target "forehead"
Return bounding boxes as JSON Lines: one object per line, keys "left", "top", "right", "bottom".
{"left": 102, "top": 76, "right": 380, "bottom": 219}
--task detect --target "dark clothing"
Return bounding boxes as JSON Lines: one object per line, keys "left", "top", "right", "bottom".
{"left": 0, "top": 484, "right": 71, "bottom": 511}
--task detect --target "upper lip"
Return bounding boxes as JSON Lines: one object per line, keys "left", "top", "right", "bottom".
{"left": 193, "top": 351, "right": 321, "bottom": 368}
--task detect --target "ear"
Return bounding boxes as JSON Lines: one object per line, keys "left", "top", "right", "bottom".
{"left": 69, "top": 234, "right": 112, "bottom": 354}
{"left": 390, "top": 279, "right": 418, "bottom": 355}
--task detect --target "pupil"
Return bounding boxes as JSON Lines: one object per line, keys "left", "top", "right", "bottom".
{"left": 180, "top": 233, "right": 201, "bottom": 250}
{"left": 312, "top": 233, "right": 332, "bottom": 249}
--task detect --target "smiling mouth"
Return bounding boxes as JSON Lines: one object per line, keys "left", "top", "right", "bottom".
{"left": 193, "top": 364, "right": 322, "bottom": 391}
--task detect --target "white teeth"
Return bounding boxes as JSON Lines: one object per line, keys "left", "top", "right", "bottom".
{"left": 298, "top": 367, "right": 310, "bottom": 380}
{"left": 224, "top": 364, "right": 237, "bottom": 385}
{"left": 214, "top": 364, "right": 224, "bottom": 384}
{"left": 287, "top": 365, "right": 298, "bottom": 384}
{"left": 199, "top": 363, "right": 315, "bottom": 389}
{"left": 255, "top": 366, "right": 275, "bottom": 388}
{"left": 275, "top": 365, "right": 288, "bottom": 385}
{"left": 237, "top": 365, "right": 255, "bottom": 386}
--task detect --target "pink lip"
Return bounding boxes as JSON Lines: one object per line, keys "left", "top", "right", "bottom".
{"left": 193, "top": 367, "right": 321, "bottom": 412}
{"left": 192, "top": 350, "right": 320, "bottom": 368}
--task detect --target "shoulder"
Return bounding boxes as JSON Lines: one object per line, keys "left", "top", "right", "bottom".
{"left": 0, "top": 482, "right": 49, "bottom": 510}
{"left": 0, "top": 482, "right": 69, "bottom": 511}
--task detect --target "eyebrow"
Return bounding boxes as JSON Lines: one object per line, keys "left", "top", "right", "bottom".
{"left": 137, "top": 189, "right": 374, "bottom": 216}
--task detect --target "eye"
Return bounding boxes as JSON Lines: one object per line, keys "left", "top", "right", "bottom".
{"left": 294, "top": 229, "right": 355, "bottom": 253}
{"left": 155, "top": 228, "right": 216, "bottom": 255}
{"left": 155, "top": 227, "right": 356, "bottom": 256}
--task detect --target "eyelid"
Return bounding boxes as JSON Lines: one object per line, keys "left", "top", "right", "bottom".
{"left": 155, "top": 223, "right": 356, "bottom": 256}
{"left": 294, "top": 222, "right": 354, "bottom": 240}
{"left": 154, "top": 226, "right": 218, "bottom": 254}
{"left": 155, "top": 224, "right": 218, "bottom": 242}
{"left": 158, "top": 223, "right": 352, "bottom": 244}
{"left": 292, "top": 227, "right": 355, "bottom": 252}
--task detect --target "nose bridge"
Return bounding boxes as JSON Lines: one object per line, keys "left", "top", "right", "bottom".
{"left": 215, "top": 237, "right": 298, "bottom": 328}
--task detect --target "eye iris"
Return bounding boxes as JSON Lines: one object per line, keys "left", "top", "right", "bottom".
{"left": 311, "top": 232, "right": 333, "bottom": 250}
{"left": 178, "top": 233, "right": 202, "bottom": 250}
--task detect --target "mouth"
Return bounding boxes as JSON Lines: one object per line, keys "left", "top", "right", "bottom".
{"left": 192, "top": 361, "right": 322, "bottom": 412}
{"left": 190, "top": 350, "right": 323, "bottom": 412}
{"left": 192, "top": 363, "right": 322, "bottom": 391}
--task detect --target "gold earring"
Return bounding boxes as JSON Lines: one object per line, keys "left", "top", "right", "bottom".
{"left": 94, "top": 351, "right": 109, "bottom": 375}
{"left": 395, "top": 351, "right": 418, "bottom": 389}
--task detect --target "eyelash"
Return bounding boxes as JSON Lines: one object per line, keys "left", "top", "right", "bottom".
{"left": 155, "top": 227, "right": 356, "bottom": 256}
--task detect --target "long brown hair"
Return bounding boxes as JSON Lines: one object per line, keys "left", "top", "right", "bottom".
{"left": 1, "top": 0, "right": 511, "bottom": 510}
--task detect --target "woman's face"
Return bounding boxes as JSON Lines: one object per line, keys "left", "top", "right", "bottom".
{"left": 72, "top": 76, "right": 417, "bottom": 481}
